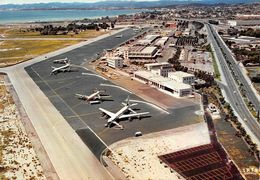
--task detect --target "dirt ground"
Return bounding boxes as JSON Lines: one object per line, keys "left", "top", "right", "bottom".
{"left": 107, "top": 122, "right": 210, "bottom": 180}
{"left": 0, "top": 74, "right": 46, "bottom": 179}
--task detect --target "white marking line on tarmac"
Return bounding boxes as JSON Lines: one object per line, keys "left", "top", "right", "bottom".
{"left": 71, "top": 64, "right": 89, "bottom": 71}
{"left": 129, "top": 99, "right": 170, "bottom": 114}
{"left": 100, "top": 83, "right": 133, "bottom": 94}
{"left": 82, "top": 72, "right": 107, "bottom": 80}
{"left": 31, "top": 67, "right": 41, "bottom": 77}
{"left": 31, "top": 66, "right": 110, "bottom": 150}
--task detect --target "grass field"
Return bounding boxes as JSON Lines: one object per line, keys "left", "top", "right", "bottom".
{"left": 2, "top": 28, "right": 106, "bottom": 39}
{"left": 0, "top": 40, "right": 80, "bottom": 66}
{"left": 246, "top": 67, "right": 260, "bottom": 94}
{"left": 0, "top": 27, "right": 108, "bottom": 67}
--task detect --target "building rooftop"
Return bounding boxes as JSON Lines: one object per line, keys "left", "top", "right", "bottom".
{"left": 141, "top": 46, "right": 157, "bottom": 54}
{"left": 155, "top": 37, "right": 169, "bottom": 46}
{"left": 161, "top": 81, "right": 191, "bottom": 90}
{"left": 137, "top": 35, "right": 160, "bottom": 45}
{"left": 107, "top": 57, "right": 123, "bottom": 60}
{"left": 134, "top": 71, "right": 191, "bottom": 90}
{"left": 145, "top": 62, "right": 170, "bottom": 67}
{"left": 168, "top": 71, "right": 195, "bottom": 78}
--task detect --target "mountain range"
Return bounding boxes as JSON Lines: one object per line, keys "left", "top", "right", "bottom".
{"left": 0, "top": 0, "right": 258, "bottom": 10}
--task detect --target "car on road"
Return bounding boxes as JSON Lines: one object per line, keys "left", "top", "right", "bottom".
{"left": 135, "top": 131, "right": 142, "bottom": 137}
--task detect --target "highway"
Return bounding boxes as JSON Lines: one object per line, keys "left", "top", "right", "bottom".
{"left": 206, "top": 24, "right": 260, "bottom": 146}
{"left": 210, "top": 25, "right": 260, "bottom": 113}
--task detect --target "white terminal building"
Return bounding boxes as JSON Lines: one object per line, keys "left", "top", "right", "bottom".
{"left": 155, "top": 37, "right": 169, "bottom": 46}
{"left": 127, "top": 46, "right": 158, "bottom": 59}
{"left": 144, "top": 62, "right": 174, "bottom": 77}
{"left": 137, "top": 35, "right": 160, "bottom": 45}
{"left": 134, "top": 71, "right": 192, "bottom": 97}
{"left": 168, "top": 71, "right": 195, "bottom": 85}
{"left": 107, "top": 57, "right": 123, "bottom": 68}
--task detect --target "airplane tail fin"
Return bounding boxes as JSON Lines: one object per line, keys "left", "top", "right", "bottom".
{"left": 93, "top": 88, "right": 105, "bottom": 93}
{"left": 122, "top": 95, "right": 130, "bottom": 106}
{"left": 122, "top": 95, "right": 135, "bottom": 107}
{"left": 126, "top": 95, "right": 130, "bottom": 106}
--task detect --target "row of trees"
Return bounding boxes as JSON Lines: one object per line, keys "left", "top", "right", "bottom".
{"left": 192, "top": 21, "right": 204, "bottom": 30}
{"left": 168, "top": 48, "right": 181, "bottom": 63}
{"left": 240, "top": 28, "right": 260, "bottom": 38}
{"left": 227, "top": 27, "right": 260, "bottom": 38}
{"left": 35, "top": 22, "right": 113, "bottom": 35}
{"left": 204, "top": 86, "right": 259, "bottom": 161}
{"left": 232, "top": 48, "right": 260, "bottom": 66}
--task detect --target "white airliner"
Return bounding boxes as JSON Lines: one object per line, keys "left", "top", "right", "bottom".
{"left": 50, "top": 62, "right": 71, "bottom": 75}
{"left": 75, "top": 90, "right": 112, "bottom": 104}
{"left": 99, "top": 96, "right": 149, "bottom": 130}
{"left": 53, "top": 57, "right": 68, "bottom": 64}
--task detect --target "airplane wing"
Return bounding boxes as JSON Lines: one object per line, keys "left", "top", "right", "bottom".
{"left": 99, "top": 108, "right": 115, "bottom": 118}
{"left": 119, "top": 112, "right": 149, "bottom": 119}
{"left": 112, "top": 121, "right": 124, "bottom": 130}
{"left": 128, "top": 107, "right": 136, "bottom": 114}
{"left": 100, "top": 95, "right": 112, "bottom": 100}
{"left": 89, "top": 100, "right": 100, "bottom": 104}
{"left": 75, "top": 94, "right": 86, "bottom": 99}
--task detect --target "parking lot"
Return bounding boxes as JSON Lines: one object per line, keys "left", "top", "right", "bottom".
{"left": 25, "top": 28, "right": 202, "bottom": 158}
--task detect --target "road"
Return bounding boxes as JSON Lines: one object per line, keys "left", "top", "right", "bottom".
{"left": 210, "top": 25, "right": 260, "bottom": 112}
{"left": 206, "top": 24, "right": 260, "bottom": 146}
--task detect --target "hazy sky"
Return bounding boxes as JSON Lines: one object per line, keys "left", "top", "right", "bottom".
{"left": 0, "top": 0, "right": 109, "bottom": 5}
{"left": 1, "top": 0, "right": 160, "bottom": 5}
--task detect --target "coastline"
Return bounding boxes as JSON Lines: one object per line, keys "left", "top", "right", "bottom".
{"left": 0, "top": 9, "right": 147, "bottom": 25}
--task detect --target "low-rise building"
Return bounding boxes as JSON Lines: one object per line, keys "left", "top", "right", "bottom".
{"left": 155, "top": 37, "right": 169, "bottom": 46}
{"left": 134, "top": 71, "right": 192, "bottom": 97}
{"left": 228, "top": 20, "right": 260, "bottom": 27}
{"left": 137, "top": 35, "right": 160, "bottom": 45}
{"left": 168, "top": 71, "right": 195, "bottom": 85}
{"left": 145, "top": 62, "right": 174, "bottom": 77}
{"left": 107, "top": 57, "right": 123, "bottom": 68}
{"left": 127, "top": 46, "right": 158, "bottom": 59}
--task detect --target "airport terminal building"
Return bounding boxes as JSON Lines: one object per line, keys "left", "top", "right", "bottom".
{"left": 107, "top": 57, "right": 123, "bottom": 68}
{"left": 168, "top": 71, "right": 195, "bottom": 85}
{"left": 134, "top": 71, "right": 192, "bottom": 97}
{"left": 126, "top": 46, "right": 158, "bottom": 60}
{"left": 144, "top": 62, "right": 174, "bottom": 77}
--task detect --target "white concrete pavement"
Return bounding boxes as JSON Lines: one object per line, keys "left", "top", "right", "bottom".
{"left": 4, "top": 66, "right": 113, "bottom": 180}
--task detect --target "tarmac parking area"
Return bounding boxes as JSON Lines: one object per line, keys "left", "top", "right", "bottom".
{"left": 25, "top": 29, "right": 202, "bottom": 158}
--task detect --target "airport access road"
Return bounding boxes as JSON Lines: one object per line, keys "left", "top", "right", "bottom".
{"left": 209, "top": 24, "right": 260, "bottom": 112}
{"left": 207, "top": 24, "right": 260, "bottom": 146}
